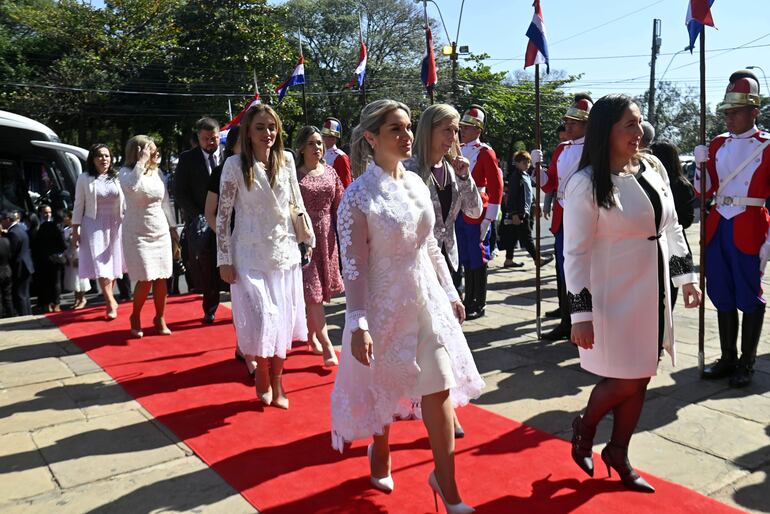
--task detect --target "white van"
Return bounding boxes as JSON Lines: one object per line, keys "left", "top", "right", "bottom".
{"left": 0, "top": 110, "right": 87, "bottom": 215}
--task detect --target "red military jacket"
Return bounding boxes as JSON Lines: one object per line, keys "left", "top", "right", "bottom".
{"left": 699, "top": 127, "right": 770, "bottom": 255}
{"left": 540, "top": 137, "right": 584, "bottom": 234}
{"left": 460, "top": 139, "right": 503, "bottom": 224}
{"left": 324, "top": 146, "right": 352, "bottom": 188}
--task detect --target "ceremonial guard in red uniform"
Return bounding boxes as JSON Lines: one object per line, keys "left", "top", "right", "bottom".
{"left": 457, "top": 105, "right": 503, "bottom": 320}
{"left": 321, "top": 117, "right": 353, "bottom": 188}
{"left": 695, "top": 70, "right": 770, "bottom": 387}
{"left": 535, "top": 93, "right": 592, "bottom": 340}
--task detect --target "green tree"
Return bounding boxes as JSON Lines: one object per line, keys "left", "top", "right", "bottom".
{"left": 451, "top": 56, "right": 577, "bottom": 164}
{"left": 278, "top": 0, "right": 433, "bottom": 145}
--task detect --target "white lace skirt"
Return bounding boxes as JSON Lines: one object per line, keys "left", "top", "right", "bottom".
{"left": 230, "top": 264, "right": 308, "bottom": 358}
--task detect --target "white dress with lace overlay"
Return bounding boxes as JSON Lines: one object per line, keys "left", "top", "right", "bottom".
{"left": 216, "top": 153, "right": 314, "bottom": 358}
{"left": 330, "top": 162, "right": 485, "bottom": 451}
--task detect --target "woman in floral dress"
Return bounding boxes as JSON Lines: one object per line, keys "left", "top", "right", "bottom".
{"left": 295, "top": 126, "right": 345, "bottom": 367}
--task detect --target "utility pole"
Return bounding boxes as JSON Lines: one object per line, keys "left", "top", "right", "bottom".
{"left": 648, "top": 18, "right": 662, "bottom": 127}
{"left": 451, "top": 41, "right": 458, "bottom": 102}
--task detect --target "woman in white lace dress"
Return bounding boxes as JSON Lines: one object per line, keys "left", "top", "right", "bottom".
{"left": 120, "top": 136, "right": 177, "bottom": 338}
{"left": 217, "top": 104, "right": 315, "bottom": 410}
{"left": 331, "top": 100, "right": 484, "bottom": 513}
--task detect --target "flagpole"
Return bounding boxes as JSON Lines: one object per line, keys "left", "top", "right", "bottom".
{"left": 698, "top": 25, "right": 707, "bottom": 373}
{"left": 228, "top": 99, "right": 233, "bottom": 121}
{"left": 298, "top": 29, "right": 309, "bottom": 124}
{"left": 359, "top": 12, "right": 367, "bottom": 105}
{"left": 422, "top": 0, "right": 434, "bottom": 104}
{"left": 534, "top": 63, "right": 543, "bottom": 339}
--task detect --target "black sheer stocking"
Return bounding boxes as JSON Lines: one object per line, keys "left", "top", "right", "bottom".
{"left": 582, "top": 377, "right": 651, "bottom": 446}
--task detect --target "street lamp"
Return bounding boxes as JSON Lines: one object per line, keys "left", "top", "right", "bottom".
{"left": 746, "top": 66, "right": 770, "bottom": 96}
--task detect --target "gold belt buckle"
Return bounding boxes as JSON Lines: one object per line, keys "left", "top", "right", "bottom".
{"left": 723, "top": 196, "right": 734, "bottom": 205}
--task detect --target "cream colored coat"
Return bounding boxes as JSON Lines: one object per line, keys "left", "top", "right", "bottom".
{"left": 71, "top": 172, "right": 125, "bottom": 225}
{"left": 563, "top": 154, "right": 698, "bottom": 379}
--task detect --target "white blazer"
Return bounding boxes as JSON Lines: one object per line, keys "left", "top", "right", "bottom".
{"left": 71, "top": 172, "right": 125, "bottom": 225}
{"left": 564, "top": 154, "right": 697, "bottom": 379}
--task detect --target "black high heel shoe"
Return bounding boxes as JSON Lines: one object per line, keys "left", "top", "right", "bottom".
{"left": 571, "top": 415, "right": 595, "bottom": 477}
{"left": 600, "top": 442, "right": 655, "bottom": 493}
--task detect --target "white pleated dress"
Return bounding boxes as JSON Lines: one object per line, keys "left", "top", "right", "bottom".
{"left": 216, "top": 153, "right": 315, "bottom": 359}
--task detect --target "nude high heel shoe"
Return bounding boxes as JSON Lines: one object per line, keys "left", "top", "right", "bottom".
{"left": 129, "top": 314, "right": 143, "bottom": 338}
{"left": 428, "top": 471, "right": 474, "bottom": 514}
{"left": 153, "top": 317, "right": 172, "bottom": 335}
{"left": 367, "top": 443, "right": 394, "bottom": 492}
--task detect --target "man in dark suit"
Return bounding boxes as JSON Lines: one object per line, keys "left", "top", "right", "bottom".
{"left": 0, "top": 227, "right": 13, "bottom": 318}
{"left": 173, "top": 117, "right": 222, "bottom": 323}
{"left": 1, "top": 210, "right": 34, "bottom": 316}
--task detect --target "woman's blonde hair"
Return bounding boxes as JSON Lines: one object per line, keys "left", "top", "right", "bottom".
{"left": 124, "top": 135, "right": 154, "bottom": 168}
{"left": 350, "top": 99, "right": 411, "bottom": 177}
{"left": 413, "top": 103, "right": 460, "bottom": 183}
{"left": 240, "top": 104, "right": 285, "bottom": 190}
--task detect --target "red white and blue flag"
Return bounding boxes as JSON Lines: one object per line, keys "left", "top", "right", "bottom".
{"left": 421, "top": 27, "right": 437, "bottom": 93}
{"left": 275, "top": 56, "right": 305, "bottom": 102}
{"left": 686, "top": 0, "right": 715, "bottom": 52}
{"left": 347, "top": 39, "right": 367, "bottom": 89}
{"left": 223, "top": 93, "right": 260, "bottom": 131}
{"left": 524, "top": 0, "right": 549, "bottom": 73}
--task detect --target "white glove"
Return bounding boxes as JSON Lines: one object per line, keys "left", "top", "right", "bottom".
{"left": 760, "top": 240, "right": 770, "bottom": 273}
{"left": 694, "top": 145, "right": 708, "bottom": 165}
{"left": 479, "top": 218, "right": 492, "bottom": 242}
{"left": 530, "top": 149, "right": 543, "bottom": 164}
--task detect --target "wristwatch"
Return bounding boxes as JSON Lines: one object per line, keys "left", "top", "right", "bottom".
{"left": 356, "top": 317, "right": 369, "bottom": 332}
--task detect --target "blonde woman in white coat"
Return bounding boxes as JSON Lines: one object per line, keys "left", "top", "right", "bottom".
{"left": 217, "top": 104, "right": 315, "bottom": 410}
{"left": 565, "top": 94, "right": 701, "bottom": 493}
{"left": 71, "top": 144, "right": 126, "bottom": 319}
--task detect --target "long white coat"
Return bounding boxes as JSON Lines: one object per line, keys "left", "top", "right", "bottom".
{"left": 563, "top": 154, "right": 697, "bottom": 379}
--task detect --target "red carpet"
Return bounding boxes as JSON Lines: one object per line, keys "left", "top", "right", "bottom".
{"left": 48, "top": 295, "right": 745, "bottom": 513}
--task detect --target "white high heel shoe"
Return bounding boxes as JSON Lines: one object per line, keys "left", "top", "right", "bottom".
{"left": 428, "top": 470, "right": 474, "bottom": 514}
{"left": 367, "top": 443, "right": 394, "bottom": 492}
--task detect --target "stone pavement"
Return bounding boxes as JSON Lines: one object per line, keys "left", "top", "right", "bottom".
{"left": 0, "top": 223, "right": 768, "bottom": 513}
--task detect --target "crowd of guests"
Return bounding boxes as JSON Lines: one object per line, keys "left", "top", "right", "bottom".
{"left": 6, "top": 67, "right": 768, "bottom": 513}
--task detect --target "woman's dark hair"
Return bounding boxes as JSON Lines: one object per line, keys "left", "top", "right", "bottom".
{"left": 650, "top": 140, "right": 691, "bottom": 186}
{"left": 578, "top": 94, "right": 639, "bottom": 209}
{"left": 223, "top": 125, "right": 240, "bottom": 161}
{"left": 86, "top": 144, "right": 116, "bottom": 178}
{"left": 293, "top": 125, "right": 322, "bottom": 170}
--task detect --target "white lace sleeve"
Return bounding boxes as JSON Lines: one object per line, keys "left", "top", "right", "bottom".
{"left": 120, "top": 164, "right": 146, "bottom": 192}
{"left": 216, "top": 159, "right": 238, "bottom": 266}
{"left": 337, "top": 186, "right": 368, "bottom": 332}
{"left": 426, "top": 232, "right": 460, "bottom": 303}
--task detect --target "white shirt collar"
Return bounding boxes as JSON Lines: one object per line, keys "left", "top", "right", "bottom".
{"left": 732, "top": 126, "right": 759, "bottom": 139}
{"left": 571, "top": 136, "right": 586, "bottom": 145}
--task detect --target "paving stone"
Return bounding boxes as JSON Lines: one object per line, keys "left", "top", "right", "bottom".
{"left": 477, "top": 366, "right": 595, "bottom": 435}
{"left": 701, "top": 388, "right": 770, "bottom": 425}
{"left": 59, "top": 352, "right": 103, "bottom": 376}
{"left": 0, "top": 358, "right": 74, "bottom": 389}
{"left": 0, "top": 432, "right": 56, "bottom": 501}
{"left": 0, "top": 457, "right": 256, "bottom": 514}
{"left": 0, "top": 380, "right": 85, "bottom": 435}
{"left": 640, "top": 396, "right": 770, "bottom": 468}
{"left": 59, "top": 372, "right": 136, "bottom": 419}
{"left": 711, "top": 464, "right": 770, "bottom": 514}
{"left": 471, "top": 345, "right": 536, "bottom": 377}
{"left": 32, "top": 409, "right": 187, "bottom": 488}
{"left": 617, "top": 431, "right": 749, "bottom": 495}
